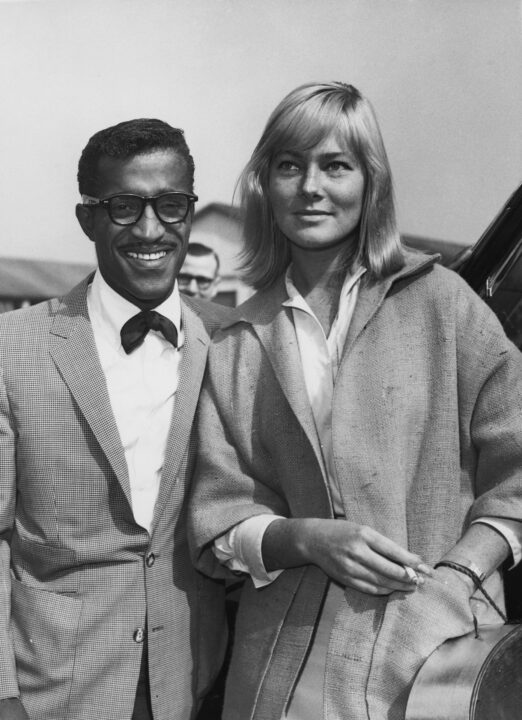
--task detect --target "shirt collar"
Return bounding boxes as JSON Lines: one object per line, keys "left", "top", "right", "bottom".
{"left": 88, "top": 270, "right": 183, "bottom": 349}
{"left": 283, "top": 264, "right": 367, "bottom": 310}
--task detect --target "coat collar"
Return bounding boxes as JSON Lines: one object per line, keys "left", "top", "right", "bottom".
{"left": 222, "top": 250, "right": 439, "bottom": 332}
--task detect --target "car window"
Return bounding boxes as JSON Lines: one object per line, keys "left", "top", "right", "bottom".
{"left": 485, "top": 245, "right": 522, "bottom": 350}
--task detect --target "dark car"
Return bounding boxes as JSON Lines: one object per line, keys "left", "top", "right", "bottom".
{"left": 456, "top": 182, "right": 522, "bottom": 352}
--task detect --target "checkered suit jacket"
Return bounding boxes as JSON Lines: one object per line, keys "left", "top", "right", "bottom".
{"left": 0, "top": 276, "right": 228, "bottom": 720}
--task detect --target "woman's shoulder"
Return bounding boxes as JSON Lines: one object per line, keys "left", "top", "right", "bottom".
{"left": 216, "top": 280, "right": 287, "bottom": 335}
{"left": 399, "top": 255, "right": 516, "bottom": 356}
{"left": 393, "top": 250, "right": 484, "bottom": 307}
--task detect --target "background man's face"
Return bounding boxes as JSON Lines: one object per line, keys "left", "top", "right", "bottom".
{"left": 179, "top": 252, "right": 219, "bottom": 299}
{"left": 77, "top": 149, "right": 193, "bottom": 309}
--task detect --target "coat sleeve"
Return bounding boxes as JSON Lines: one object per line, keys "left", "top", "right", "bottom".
{"left": 454, "top": 279, "right": 522, "bottom": 522}
{"left": 0, "top": 366, "right": 22, "bottom": 698}
{"left": 188, "top": 330, "right": 290, "bottom": 579}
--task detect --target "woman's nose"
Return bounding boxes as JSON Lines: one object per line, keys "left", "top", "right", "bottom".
{"left": 300, "top": 167, "right": 322, "bottom": 197}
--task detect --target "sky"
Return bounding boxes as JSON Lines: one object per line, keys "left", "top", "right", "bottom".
{"left": 1, "top": 0, "right": 521, "bottom": 264}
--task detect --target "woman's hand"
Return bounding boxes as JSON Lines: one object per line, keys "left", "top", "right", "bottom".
{"left": 262, "top": 518, "right": 432, "bottom": 595}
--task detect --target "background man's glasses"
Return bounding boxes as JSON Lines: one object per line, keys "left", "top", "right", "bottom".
{"left": 178, "top": 273, "right": 214, "bottom": 291}
{"left": 82, "top": 192, "right": 198, "bottom": 225}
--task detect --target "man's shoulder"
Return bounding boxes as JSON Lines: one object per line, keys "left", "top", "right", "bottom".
{"left": 0, "top": 275, "right": 91, "bottom": 340}
{"left": 0, "top": 296, "right": 59, "bottom": 331}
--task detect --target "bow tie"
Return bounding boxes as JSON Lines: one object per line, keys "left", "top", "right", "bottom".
{"left": 120, "top": 310, "right": 178, "bottom": 354}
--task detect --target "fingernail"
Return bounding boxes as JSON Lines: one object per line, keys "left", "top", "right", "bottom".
{"left": 417, "top": 563, "right": 433, "bottom": 576}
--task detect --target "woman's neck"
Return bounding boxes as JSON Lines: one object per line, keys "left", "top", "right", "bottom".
{"left": 290, "top": 244, "right": 352, "bottom": 335}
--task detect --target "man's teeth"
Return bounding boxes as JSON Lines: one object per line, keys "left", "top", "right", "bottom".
{"left": 126, "top": 251, "right": 167, "bottom": 260}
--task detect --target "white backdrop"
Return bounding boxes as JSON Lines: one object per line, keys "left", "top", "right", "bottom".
{"left": 1, "top": 0, "right": 521, "bottom": 263}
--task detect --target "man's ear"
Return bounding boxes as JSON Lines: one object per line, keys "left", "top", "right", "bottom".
{"left": 76, "top": 204, "right": 95, "bottom": 241}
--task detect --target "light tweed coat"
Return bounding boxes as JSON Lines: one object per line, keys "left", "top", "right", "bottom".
{"left": 190, "top": 253, "right": 522, "bottom": 720}
{"left": 0, "top": 277, "right": 229, "bottom": 720}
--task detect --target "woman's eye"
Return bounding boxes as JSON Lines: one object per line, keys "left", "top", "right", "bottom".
{"left": 326, "top": 161, "right": 351, "bottom": 173}
{"left": 277, "top": 160, "right": 300, "bottom": 173}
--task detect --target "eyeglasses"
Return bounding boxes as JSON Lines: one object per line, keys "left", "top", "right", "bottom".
{"left": 82, "top": 192, "right": 198, "bottom": 225}
{"left": 178, "top": 273, "right": 215, "bottom": 291}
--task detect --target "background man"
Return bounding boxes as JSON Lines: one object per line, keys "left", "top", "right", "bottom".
{"left": 179, "top": 242, "right": 221, "bottom": 300}
{"left": 0, "top": 119, "right": 228, "bottom": 720}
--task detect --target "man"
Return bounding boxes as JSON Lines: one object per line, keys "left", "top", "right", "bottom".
{"left": 0, "top": 119, "right": 229, "bottom": 720}
{"left": 179, "top": 243, "right": 220, "bottom": 300}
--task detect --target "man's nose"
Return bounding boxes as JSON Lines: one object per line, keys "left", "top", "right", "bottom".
{"left": 131, "top": 203, "right": 165, "bottom": 241}
{"left": 186, "top": 278, "right": 200, "bottom": 296}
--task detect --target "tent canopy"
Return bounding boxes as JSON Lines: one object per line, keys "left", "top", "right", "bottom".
{"left": 0, "top": 257, "right": 93, "bottom": 301}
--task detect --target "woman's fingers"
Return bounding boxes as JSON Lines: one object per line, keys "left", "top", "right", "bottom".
{"left": 338, "top": 554, "right": 420, "bottom": 594}
{"left": 364, "top": 527, "right": 433, "bottom": 576}
{"left": 306, "top": 520, "right": 432, "bottom": 594}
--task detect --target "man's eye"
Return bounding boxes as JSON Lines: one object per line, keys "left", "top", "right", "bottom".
{"left": 113, "top": 198, "right": 137, "bottom": 211}
{"left": 161, "top": 198, "right": 185, "bottom": 211}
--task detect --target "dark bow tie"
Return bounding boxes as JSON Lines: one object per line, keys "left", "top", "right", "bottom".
{"left": 120, "top": 310, "right": 178, "bottom": 354}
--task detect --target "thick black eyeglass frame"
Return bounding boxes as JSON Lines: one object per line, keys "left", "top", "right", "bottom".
{"left": 82, "top": 192, "right": 198, "bottom": 225}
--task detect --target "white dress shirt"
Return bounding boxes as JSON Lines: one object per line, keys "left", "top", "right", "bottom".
{"left": 214, "top": 266, "right": 522, "bottom": 585}
{"left": 87, "top": 271, "right": 183, "bottom": 533}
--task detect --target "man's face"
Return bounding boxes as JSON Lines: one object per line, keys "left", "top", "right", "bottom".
{"left": 179, "top": 253, "right": 220, "bottom": 299}
{"left": 76, "top": 149, "right": 193, "bottom": 309}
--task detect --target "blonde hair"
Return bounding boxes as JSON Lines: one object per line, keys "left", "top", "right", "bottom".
{"left": 237, "top": 82, "right": 404, "bottom": 289}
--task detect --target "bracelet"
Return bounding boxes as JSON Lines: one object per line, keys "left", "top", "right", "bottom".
{"left": 435, "top": 559, "right": 484, "bottom": 584}
{"left": 434, "top": 560, "right": 507, "bottom": 623}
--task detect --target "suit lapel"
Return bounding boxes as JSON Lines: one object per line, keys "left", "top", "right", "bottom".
{"left": 49, "top": 278, "right": 132, "bottom": 507}
{"left": 151, "top": 300, "right": 210, "bottom": 530}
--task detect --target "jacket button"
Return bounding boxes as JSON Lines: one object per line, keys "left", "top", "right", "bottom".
{"left": 146, "top": 552, "right": 155, "bottom": 567}
{"left": 133, "top": 628, "right": 145, "bottom": 643}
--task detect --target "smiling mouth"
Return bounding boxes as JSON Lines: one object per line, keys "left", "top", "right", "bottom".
{"left": 125, "top": 250, "right": 169, "bottom": 261}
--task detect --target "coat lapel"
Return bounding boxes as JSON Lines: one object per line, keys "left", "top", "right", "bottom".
{"left": 341, "top": 252, "right": 439, "bottom": 362}
{"left": 236, "top": 281, "right": 325, "bottom": 474}
{"left": 151, "top": 300, "right": 210, "bottom": 529}
{"left": 341, "top": 278, "right": 392, "bottom": 360}
{"left": 49, "top": 278, "right": 132, "bottom": 507}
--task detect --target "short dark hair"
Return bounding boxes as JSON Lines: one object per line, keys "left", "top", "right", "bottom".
{"left": 187, "top": 242, "right": 220, "bottom": 274}
{"left": 77, "top": 118, "right": 195, "bottom": 195}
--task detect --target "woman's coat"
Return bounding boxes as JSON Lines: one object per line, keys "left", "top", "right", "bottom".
{"left": 190, "top": 253, "right": 522, "bottom": 720}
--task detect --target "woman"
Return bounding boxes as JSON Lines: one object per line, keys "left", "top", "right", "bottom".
{"left": 189, "top": 82, "right": 522, "bottom": 720}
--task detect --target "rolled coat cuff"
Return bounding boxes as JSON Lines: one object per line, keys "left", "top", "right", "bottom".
{"left": 213, "top": 514, "right": 285, "bottom": 588}
{"left": 471, "top": 517, "right": 522, "bottom": 568}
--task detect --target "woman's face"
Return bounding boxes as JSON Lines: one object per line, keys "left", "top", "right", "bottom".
{"left": 268, "top": 133, "right": 365, "bottom": 254}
